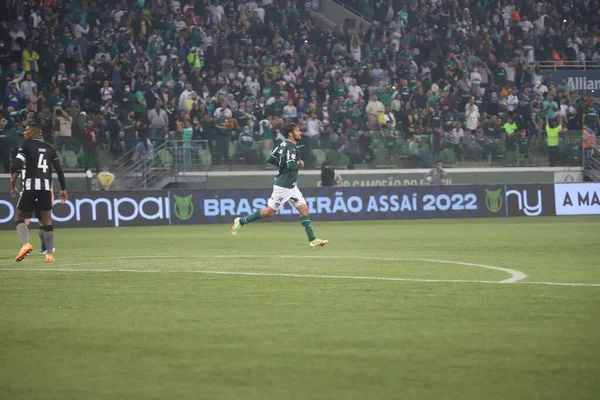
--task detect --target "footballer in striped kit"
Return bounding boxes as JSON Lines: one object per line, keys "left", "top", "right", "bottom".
{"left": 10, "top": 122, "right": 68, "bottom": 263}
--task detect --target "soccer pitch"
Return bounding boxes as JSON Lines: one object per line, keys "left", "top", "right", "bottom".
{"left": 1, "top": 217, "right": 599, "bottom": 400}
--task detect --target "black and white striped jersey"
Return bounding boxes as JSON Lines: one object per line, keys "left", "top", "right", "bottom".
{"left": 15, "top": 139, "right": 60, "bottom": 192}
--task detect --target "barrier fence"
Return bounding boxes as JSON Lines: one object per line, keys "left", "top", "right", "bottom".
{"left": 0, "top": 183, "right": 597, "bottom": 229}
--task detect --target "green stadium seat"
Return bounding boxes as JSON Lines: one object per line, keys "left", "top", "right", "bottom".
{"left": 158, "top": 149, "right": 173, "bottom": 168}
{"left": 313, "top": 149, "right": 327, "bottom": 166}
{"left": 229, "top": 142, "right": 237, "bottom": 159}
{"left": 199, "top": 149, "right": 212, "bottom": 169}
{"left": 441, "top": 149, "right": 456, "bottom": 165}
{"left": 338, "top": 153, "right": 350, "bottom": 168}
{"left": 63, "top": 151, "right": 79, "bottom": 169}
{"left": 327, "top": 150, "right": 342, "bottom": 165}
{"left": 374, "top": 148, "right": 389, "bottom": 166}
{"left": 503, "top": 150, "right": 517, "bottom": 166}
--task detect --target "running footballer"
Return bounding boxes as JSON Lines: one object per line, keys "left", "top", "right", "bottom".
{"left": 231, "top": 123, "right": 328, "bottom": 248}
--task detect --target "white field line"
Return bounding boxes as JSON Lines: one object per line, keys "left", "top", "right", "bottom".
{"left": 49, "top": 254, "right": 528, "bottom": 284}
{"left": 1, "top": 267, "right": 600, "bottom": 287}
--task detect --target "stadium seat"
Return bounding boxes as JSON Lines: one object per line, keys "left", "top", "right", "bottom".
{"left": 327, "top": 150, "right": 342, "bottom": 166}
{"left": 395, "top": 139, "right": 408, "bottom": 158}
{"left": 441, "top": 149, "right": 456, "bottom": 165}
{"left": 338, "top": 153, "right": 350, "bottom": 168}
{"left": 63, "top": 151, "right": 79, "bottom": 169}
{"left": 313, "top": 149, "right": 327, "bottom": 166}
{"left": 229, "top": 142, "right": 236, "bottom": 159}
{"left": 373, "top": 148, "right": 389, "bottom": 166}
{"left": 199, "top": 149, "right": 212, "bottom": 169}
{"left": 158, "top": 149, "right": 173, "bottom": 168}
{"left": 492, "top": 139, "right": 506, "bottom": 162}
{"left": 503, "top": 150, "right": 517, "bottom": 166}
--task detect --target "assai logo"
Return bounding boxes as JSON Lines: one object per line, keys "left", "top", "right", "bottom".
{"left": 173, "top": 195, "right": 194, "bottom": 221}
{"left": 485, "top": 189, "right": 503, "bottom": 213}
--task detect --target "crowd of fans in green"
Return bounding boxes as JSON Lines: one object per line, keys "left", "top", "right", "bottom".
{"left": 0, "top": 0, "right": 598, "bottom": 173}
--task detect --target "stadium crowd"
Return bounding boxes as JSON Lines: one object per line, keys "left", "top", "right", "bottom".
{"left": 0, "top": 0, "right": 598, "bottom": 173}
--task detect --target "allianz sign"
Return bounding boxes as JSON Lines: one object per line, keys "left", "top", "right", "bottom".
{"left": 547, "top": 70, "right": 600, "bottom": 97}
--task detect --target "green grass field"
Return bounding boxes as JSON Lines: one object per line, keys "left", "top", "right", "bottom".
{"left": 1, "top": 217, "right": 599, "bottom": 400}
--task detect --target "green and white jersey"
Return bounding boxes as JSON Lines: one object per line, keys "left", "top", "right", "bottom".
{"left": 238, "top": 130, "right": 254, "bottom": 150}
{"left": 269, "top": 140, "right": 301, "bottom": 189}
{"left": 259, "top": 119, "right": 274, "bottom": 139}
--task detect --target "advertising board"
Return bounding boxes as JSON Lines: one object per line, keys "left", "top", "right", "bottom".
{"left": 554, "top": 183, "right": 600, "bottom": 215}
{"left": 545, "top": 70, "right": 600, "bottom": 98}
{"left": 0, "top": 184, "right": 573, "bottom": 230}
{"left": 0, "top": 191, "right": 170, "bottom": 228}
{"left": 169, "top": 185, "right": 506, "bottom": 225}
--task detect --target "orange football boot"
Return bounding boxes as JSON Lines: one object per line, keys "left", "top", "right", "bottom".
{"left": 15, "top": 243, "right": 34, "bottom": 262}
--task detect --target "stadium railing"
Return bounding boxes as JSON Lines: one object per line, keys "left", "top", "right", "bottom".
{"left": 111, "top": 140, "right": 209, "bottom": 191}
{"left": 538, "top": 61, "right": 600, "bottom": 71}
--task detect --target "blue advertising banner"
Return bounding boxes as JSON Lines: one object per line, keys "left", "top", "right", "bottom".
{"left": 169, "top": 185, "right": 507, "bottom": 225}
{"left": 0, "top": 184, "right": 559, "bottom": 230}
{"left": 545, "top": 70, "right": 600, "bottom": 97}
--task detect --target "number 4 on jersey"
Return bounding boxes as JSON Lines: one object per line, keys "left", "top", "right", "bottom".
{"left": 38, "top": 154, "right": 48, "bottom": 173}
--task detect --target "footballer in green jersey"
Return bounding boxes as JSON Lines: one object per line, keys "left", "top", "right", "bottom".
{"left": 231, "top": 123, "right": 328, "bottom": 248}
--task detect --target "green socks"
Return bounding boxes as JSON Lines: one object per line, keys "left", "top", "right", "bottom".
{"left": 300, "top": 216, "right": 316, "bottom": 242}
{"left": 240, "top": 212, "right": 316, "bottom": 242}
{"left": 241, "top": 211, "right": 261, "bottom": 225}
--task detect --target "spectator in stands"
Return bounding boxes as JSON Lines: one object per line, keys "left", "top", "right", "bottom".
{"left": 135, "top": 130, "right": 154, "bottom": 188}
{"left": 366, "top": 94, "right": 384, "bottom": 131}
{"left": 182, "top": 119, "right": 194, "bottom": 171}
{"left": 448, "top": 123, "right": 465, "bottom": 161}
{"left": 148, "top": 100, "right": 169, "bottom": 142}
{"left": 27, "top": 86, "right": 44, "bottom": 113}
{"left": 504, "top": 116, "right": 518, "bottom": 152}
{"left": 582, "top": 124, "right": 596, "bottom": 169}
{"left": 21, "top": 41, "right": 39, "bottom": 74}
{"left": 546, "top": 117, "right": 568, "bottom": 167}
{"left": 103, "top": 100, "right": 122, "bottom": 156}
{"left": 465, "top": 99, "right": 480, "bottom": 135}
{"left": 379, "top": 105, "right": 396, "bottom": 130}
{"left": 214, "top": 108, "right": 230, "bottom": 165}
{"left": 82, "top": 119, "right": 100, "bottom": 173}
{"left": 358, "top": 130, "right": 374, "bottom": 164}
{"left": 20, "top": 73, "right": 37, "bottom": 98}
{"left": 4, "top": 81, "right": 21, "bottom": 111}
{"left": 408, "top": 134, "right": 424, "bottom": 168}
{"left": 238, "top": 125, "right": 257, "bottom": 164}
{"left": 53, "top": 106, "right": 72, "bottom": 151}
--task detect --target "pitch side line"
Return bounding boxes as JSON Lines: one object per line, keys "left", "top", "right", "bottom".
{"left": 1, "top": 268, "right": 600, "bottom": 287}
{"left": 53, "top": 255, "right": 528, "bottom": 284}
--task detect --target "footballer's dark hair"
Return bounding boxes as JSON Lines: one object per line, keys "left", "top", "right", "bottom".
{"left": 283, "top": 123, "right": 298, "bottom": 138}
{"left": 27, "top": 122, "right": 42, "bottom": 133}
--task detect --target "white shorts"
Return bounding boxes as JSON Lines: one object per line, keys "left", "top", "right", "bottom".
{"left": 268, "top": 185, "right": 307, "bottom": 211}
